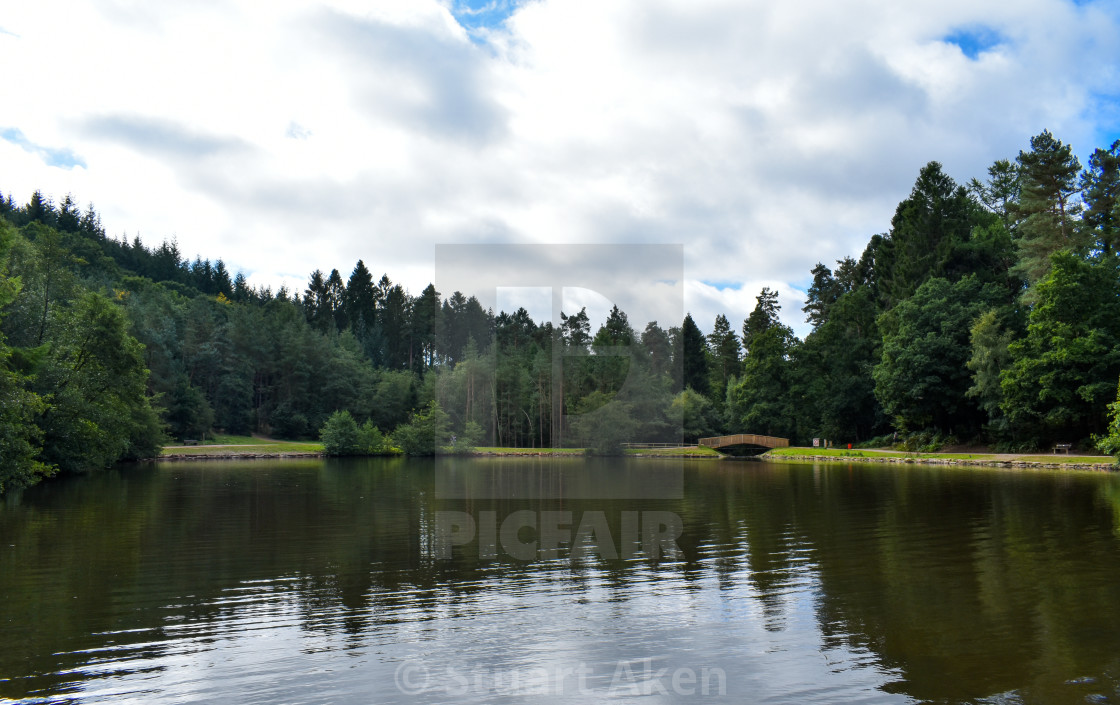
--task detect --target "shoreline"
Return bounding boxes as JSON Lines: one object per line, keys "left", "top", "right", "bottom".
{"left": 762, "top": 452, "right": 1117, "bottom": 471}
{"left": 156, "top": 452, "right": 324, "bottom": 461}
{"left": 151, "top": 447, "right": 1118, "bottom": 470}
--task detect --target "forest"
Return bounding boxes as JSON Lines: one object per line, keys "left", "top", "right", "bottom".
{"left": 2, "top": 128, "right": 1120, "bottom": 493}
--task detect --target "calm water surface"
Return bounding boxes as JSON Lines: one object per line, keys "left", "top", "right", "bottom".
{"left": 2, "top": 458, "right": 1120, "bottom": 704}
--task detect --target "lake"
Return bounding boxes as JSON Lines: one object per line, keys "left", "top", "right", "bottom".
{"left": 2, "top": 458, "right": 1120, "bottom": 704}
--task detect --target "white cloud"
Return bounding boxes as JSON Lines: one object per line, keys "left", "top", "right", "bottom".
{"left": 2, "top": 0, "right": 1118, "bottom": 333}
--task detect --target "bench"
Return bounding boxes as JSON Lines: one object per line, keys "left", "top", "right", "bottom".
{"left": 1053, "top": 443, "right": 1072, "bottom": 454}
{"left": 183, "top": 439, "right": 200, "bottom": 446}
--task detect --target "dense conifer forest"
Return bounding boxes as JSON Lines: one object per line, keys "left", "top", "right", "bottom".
{"left": 2, "top": 128, "right": 1120, "bottom": 492}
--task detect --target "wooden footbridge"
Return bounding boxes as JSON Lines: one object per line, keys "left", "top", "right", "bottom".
{"left": 699, "top": 434, "right": 789, "bottom": 456}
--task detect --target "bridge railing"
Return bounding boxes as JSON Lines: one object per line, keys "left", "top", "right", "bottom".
{"left": 698, "top": 434, "right": 790, "bottom": 449}
{"left": 621, "top": 443, "right": 693, "bottom": 449}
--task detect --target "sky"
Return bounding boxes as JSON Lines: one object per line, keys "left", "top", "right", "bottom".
{"left": 2, "top": 0, "right": 1119, "bottom": 336}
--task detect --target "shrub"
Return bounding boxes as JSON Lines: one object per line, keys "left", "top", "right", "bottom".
{"left": 1094, "top": 378, "right": 1120, "bottom": 462}
{"left": 320, "top": 411, "right": 395, "bottom": 456}
{"left": 451, "top": 421, "right": 484, "bottom": 454}
{"left": 391, "top": 401, "right": 450, "bottom": 456}
{"left": 320, "top": 410, "right": 362, "bottom": 456}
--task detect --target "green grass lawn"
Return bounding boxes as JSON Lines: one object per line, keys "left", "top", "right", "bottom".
{"left": 162, "top": 436, "right": 323, "bottom": 456}
{"left": 471, "top": 447, "right": 588, "bottom": 455}
{"left": 767, "top": 447, "right": 915, "bottom": 459}
{"left": 1015, "top": 454, "right": 1114, "bottom": 464}
{"left": 766, "top": 446, "right": 1113, "bottom": 464}
{"left": 625, "top": 446, "right": 721, "bottom": 457}
{"left": 470, "top": 446, "right": 720, "bottom": 457}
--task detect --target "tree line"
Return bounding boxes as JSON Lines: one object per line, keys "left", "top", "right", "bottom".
{"left": 2, "top": 127, "right": 1119, "bottom": 492}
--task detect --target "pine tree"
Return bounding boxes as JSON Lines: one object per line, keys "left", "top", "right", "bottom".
{"left": 344, "top": 260, "right": 376, "bottom": 332}
{"left": 560, "top": 308, "right": 591, "bottom": 351}
{"left": 25, "top": 190, "right": 55, "bottom": 226}
{"left": 1080, "top": 139, "right": 1120, "bottom": 256}
{"left": 743, "top": 287, "right": 780, "bottom": 354}
{"left": 803, "top": 263, "right": 840, "bottom": 330}
{"left": 968, "top": 159, "right": 1020, "bottom": 230}
{"left": 680, "top": 313, "right": 709, "bottom": 395}
{"left": 57, "top": 194, "right": 80, "bottom": 232}
{"left": 79, "top": 203, "right": 104, "bottom": 239}
{"left": 707, "top": 314, "right": 741, "bottom": 398}
{"left": 878, "top": 162, "right": 977, "bottom": 306}
{"left": 411, "top": 284, "right": 439, "bottom": 370}
{"left": 1012, "top": 130, "right": 1085, "bottom": 287}
{"left": 325, "top": 269, "right": 347, "bottom": 332}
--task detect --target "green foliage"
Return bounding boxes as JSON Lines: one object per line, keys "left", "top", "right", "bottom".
{"left": 319, "top": 411, "right": 393, "bottom": 456}
{"left": 569, "top": 391, "right": 639, "bottom": 455}
{"left": 742, "top": 287, "right": 780, "bottom": 353}
{"left": 874, "top": 276, "right": 1001, "bottom": 435}
{"left": 897, "top": 430, "right": 958, "bottom": 453}
{"left": 320, "top": 410, "right": 361, "bottom": 455}
{"left": 1080, "top": 140, "right": 1120, "bottom": 256}
{"left": 359, "top": 420, "right": 388, "bottom": 454}
{"left": 877, "top": 162, "right": 989, "bottom": 308}
{"left": 680, "top": 313, "right": 709, "bottom": 395}
{"left": 4, "top": 128, "right": 1120, "bottom": 483}
{"left": 966, "top": 309, "right": 1015, "bottom": 436}
{"left": 1013, "top": 130, "right": 1086, "bottom": 289}
{"left": 968, "top": 159, "right": 1020, "bottom": 229}
{"left": 673, "top": 388, "right": 720, "bottom": 442}
{"left": 0, "top": 228, "right": 54, "bottom": 491}
{"left": 727, "top": 322, "right": 798, "bottom": 440}
{"left": 392, "top": 400, "right": 451, "bottom": 456}
{"left": 1095, "top": 378, "right": 1120, "bottom": 460}
{"left": 791, "top": 284, "right": 885, "bottom": 443}
{"left": 34, "top": 291, "right": 165, "bottom": 471}
{"left": 166, "top": 374, "right": 215, "bottom": 440}
{"left": 726, "top": 287, "right": 801, "bottom": 438}
{"left": 1001, "top": 252, "right": 1120, "bottom": 443}
{"left": 706, "top": 314, "right": 741, "bottom": 401}
{"left": 451, "top": 420, "right": 484, "bottom": 454}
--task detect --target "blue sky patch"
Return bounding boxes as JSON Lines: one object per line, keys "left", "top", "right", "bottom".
{"left": 0, "top": 127, "right": 86, "bottom": 169}
{"left": 1085, "top": 91, "right": 1120, "bottom": 150}
{"left": 449, "top": 0, "right": 521, "bottom": 34}
{"left": 942, "top": 26, "right": 1004, "bottom": 60}
{"left": 700, "top": 279, "right": 739, "bottom": 292}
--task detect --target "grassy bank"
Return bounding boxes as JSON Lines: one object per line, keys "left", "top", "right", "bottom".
{"left": 469, "top": 446, "right": 721, "bottom": 457}
{"left": 471, "top": 447, "right": 588, "bottom": 456}
{"left": 625, "top": 446, "right": 721, "bottom": 457}
{"left": 764, "top": 446, "right": 1116, "bottom": 469}
{"left": 161, "top": 435, "right": 324, "bottom": 457}
{"left": 158, "top": 440, "right": 1114, "bottom": 467}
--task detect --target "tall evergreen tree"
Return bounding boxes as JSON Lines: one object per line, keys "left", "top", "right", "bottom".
{"left": 640, "top": 321, "right": 673, "bottom": 379}
{"left": 411, "top": 284, "right": 439, "bottom": 370}
{"left": 707, "top": 313, "right": 741, "bottom": 398}
{"left": 680, "top": 313, "right": 709, "bottom": 394}
{"left": 1080, "top": 139, "right": 1120, "bottom": 256}
{"left": 344, "top": 260, "right": 376, "bottom": 331}
{"left": 56, "top": 194, "right": 80, "bottom": 232}
{"left": 1001, "top": 252, "right": 1120, "bottom": 444}
{"left": 878, "top": 162, "right": 978, "bottom": 306}
{"left": 803, "top": 263, "right": 841, "bottom": 330}
{"left": 1012, "top": 130, "right": 1085, "bottom": 287}
{"left": 325, "top": 268, "right": 347, "bottom": 331}
{"left": 873, "top": 276, "right": 1002, "bottom": 435}
{"left": 968, "top": 159, "right": 1020, "bottom": 230}
{"left": 743, "top": 287, "right": 780, "bottom": 354}
{"left": 560, "top": 307, "right": 592, "bottom": 351}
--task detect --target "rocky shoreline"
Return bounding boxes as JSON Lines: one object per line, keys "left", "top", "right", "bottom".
{"left": 765, "top": 453, "right": 1117, "bottom": 471}
{"left": 155, "top": 452, "right": 324, "bottom": 461}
